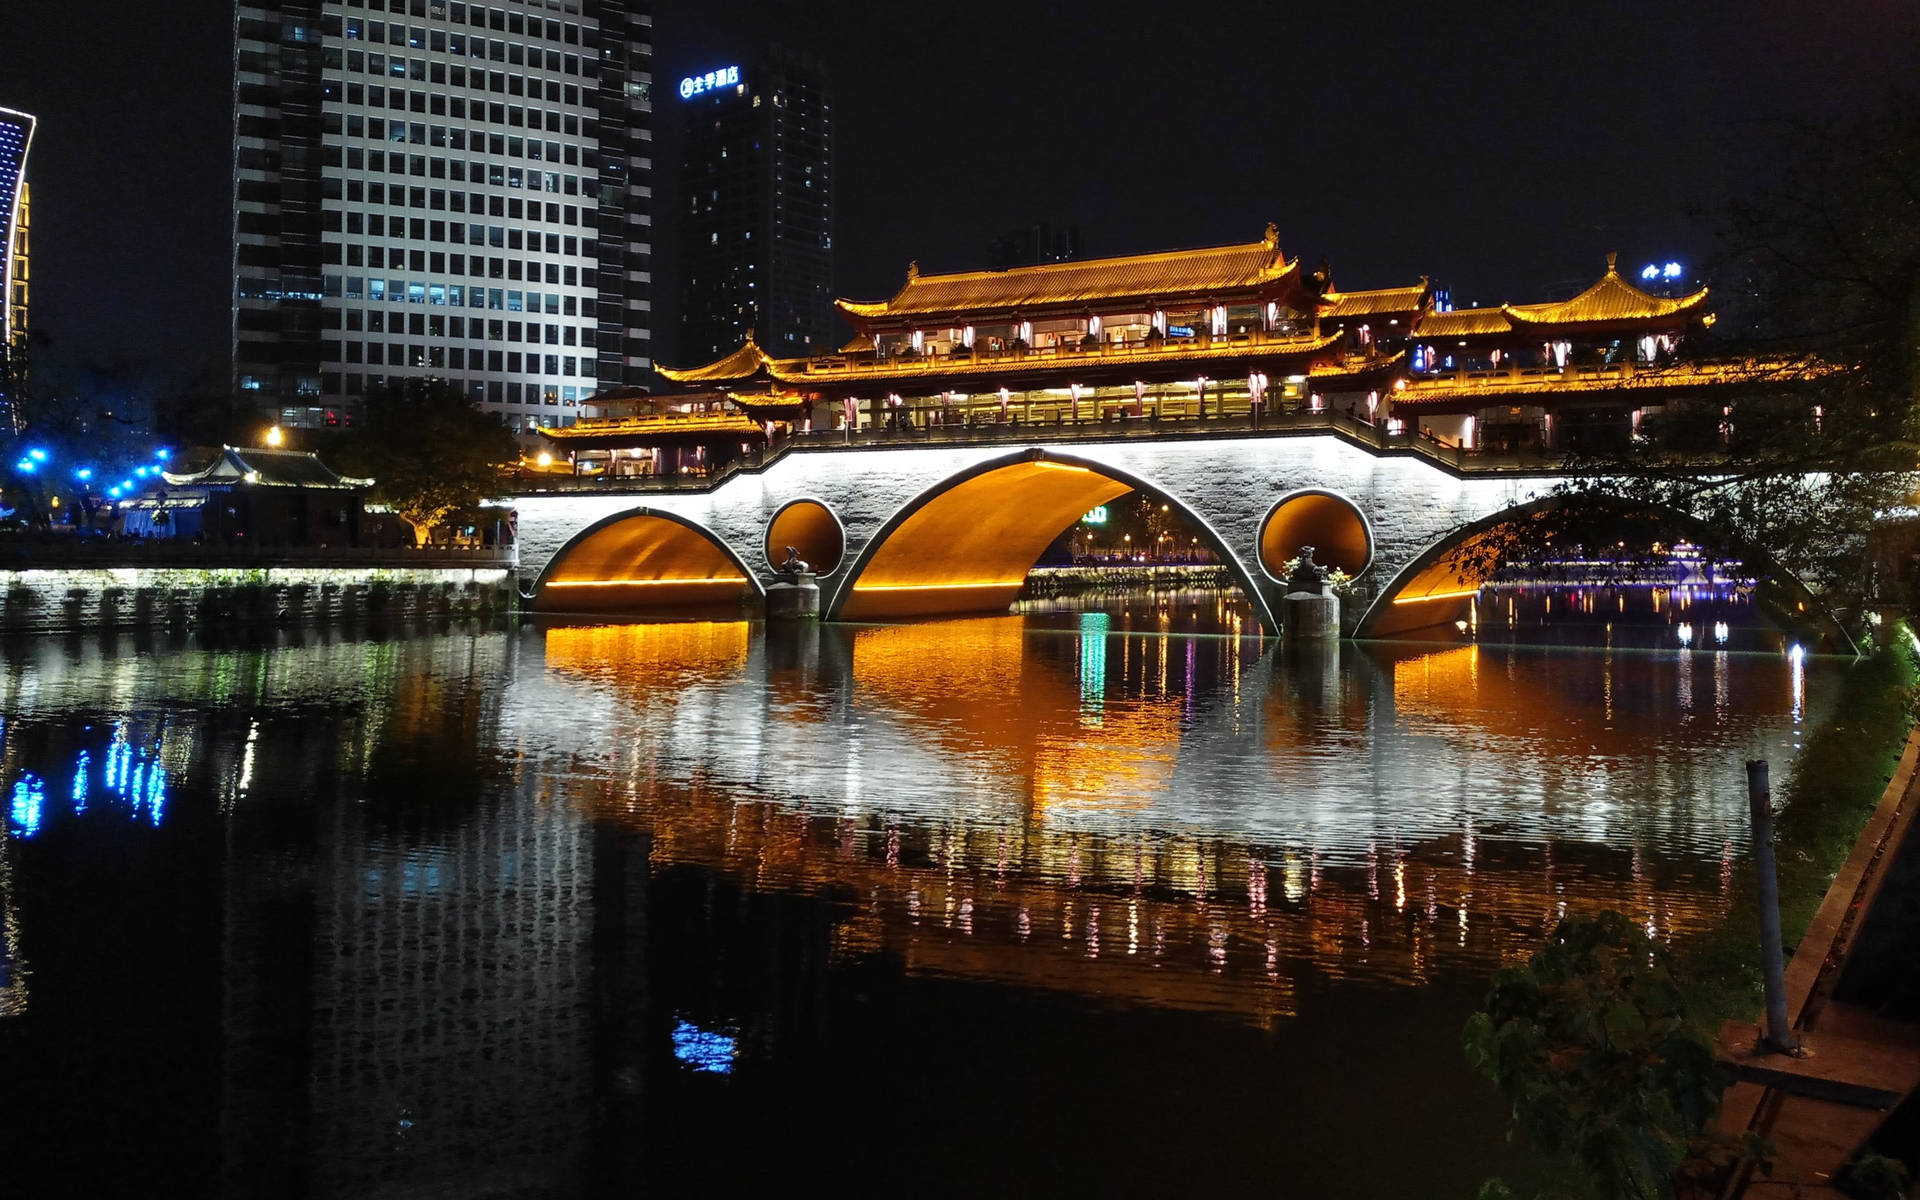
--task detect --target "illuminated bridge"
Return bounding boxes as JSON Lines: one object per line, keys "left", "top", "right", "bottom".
{"left": 514, "top": 231, "right": 1840, "bottom": 641}
{"left": 509, "top": 425, "right": 1839, "bottom": 642}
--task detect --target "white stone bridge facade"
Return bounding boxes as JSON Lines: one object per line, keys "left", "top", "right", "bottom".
{"left": 511, "top": 431, "right": 1580, "bottom": 638}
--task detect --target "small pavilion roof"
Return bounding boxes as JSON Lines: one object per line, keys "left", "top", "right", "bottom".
{"left": 655, "top": 332, "right": 808, "bottom": 385}
{"left": 1319, "top": 281, "right": 1430, "bottom": 321}
{"left": 835, "top": 225, "right": 1298, "bottom": 323}
{"left": 161, "top": 446, "right": 371, "bottom": 489}
{"left": 1503, "top": 254, "right": 1709, "bottom": 327}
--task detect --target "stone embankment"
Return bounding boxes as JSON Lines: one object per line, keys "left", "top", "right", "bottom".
{"left": 0, "top": 556, "right": 515, "bottom": 633}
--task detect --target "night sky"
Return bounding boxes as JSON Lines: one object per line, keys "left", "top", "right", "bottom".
{"left": 0, "top": 0, "right": 1912, "bottom": 383}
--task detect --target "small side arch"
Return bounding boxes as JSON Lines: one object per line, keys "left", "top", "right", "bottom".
{"left": 1353, "top": 494, "right": 1855, "bottom": 651}
{"left": 764, "top": 496, "right": 847, "bottom": 574}
{"left": 531, "top": 506, "right": 764, "bottom": 615}
{"left": 824, "top": 447, "right": 1279, "bottom": 633}
{"left": 1258, "top": 488, "right": 1375, "bottom": 581}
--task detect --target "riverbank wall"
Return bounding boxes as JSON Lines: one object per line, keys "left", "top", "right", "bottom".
{"left": 0, "top": 565, "right": 515, "bottom": 633}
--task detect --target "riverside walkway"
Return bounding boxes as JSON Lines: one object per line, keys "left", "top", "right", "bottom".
{"left": 1718, "top": 730, "right": 1920, "bottom": 1197}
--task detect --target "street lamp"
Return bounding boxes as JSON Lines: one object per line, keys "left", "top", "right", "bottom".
{"left": 266, "top": 425, "right": 284, "bottom": 448}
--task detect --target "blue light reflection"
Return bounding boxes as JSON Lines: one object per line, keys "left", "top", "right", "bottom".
{"left": 671, "top": 1019, "right": 737, "bottom": 1074}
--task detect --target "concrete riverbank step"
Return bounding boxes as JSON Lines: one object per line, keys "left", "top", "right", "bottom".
{"left": 1718, "top": 1007, "right": 1920, "bottom": 1109}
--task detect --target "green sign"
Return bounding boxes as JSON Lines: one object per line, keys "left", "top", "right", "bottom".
{"left": 1082, "top": 505, "right": 1109, "bottom": 525}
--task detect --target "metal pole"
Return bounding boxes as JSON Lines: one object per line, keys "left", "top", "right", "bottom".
{"left": 1748, "top": 759, "right": 1798, "bottom": 1052}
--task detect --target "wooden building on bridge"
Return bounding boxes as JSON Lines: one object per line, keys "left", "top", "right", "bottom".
{"left": 644, "top": 225, "right": 1793, "bottom": 455}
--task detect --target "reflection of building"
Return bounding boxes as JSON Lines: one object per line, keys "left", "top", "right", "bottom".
{"left": 0, "top": 106, "right": 34, "bottom": 434}
{"left": 676, "top": 45, "right": 834, "bottom": 363}
{"left": 662, "top": 227, "right": 1760, "bottom": 456}
{"left": 202, "top": 632, "right": 647, "bottom": 1196}
{"left": 0, "top": 835, "right": 26, "bottom": 1019}
{"left": 232, "top": 3, "right": 655, "bottom": 432}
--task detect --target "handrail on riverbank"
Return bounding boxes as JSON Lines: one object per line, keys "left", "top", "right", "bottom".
{"left": 0, "top": 542, "right": 518, "bottom": 570}
{"left": 1716, "top": 726, "right": 1920, "bottom": 1198}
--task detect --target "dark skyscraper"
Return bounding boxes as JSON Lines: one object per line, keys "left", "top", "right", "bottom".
{"left": 233, "top": 1, "right": 655, "bottom": 432}
{"left": 987, "top": 223, "right": 1081, "bottom": 270}
{"left": 675, "top": 45, "right": 833, "bottom": 364}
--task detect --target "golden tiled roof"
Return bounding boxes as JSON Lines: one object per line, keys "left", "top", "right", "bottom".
{"left": 839, "top": 331, "right": 874, "bottom": 353}
{"left": 727, "top": 389, "right": 811, "bottom": 415}
{"left": 1504, "top": 255, "right": 1709, "bottom": 326}
{"left": 654, "top": 333, "right": 808, "bottom": 384}
{"left": 1412, "top": 307, "right": 1513, "bottom": 339}
{"left": 1319, "top": 282, "right": 1429, "bottom": 320}
{"left": 836, "top": 225, "right": 1296, "bottom": 322}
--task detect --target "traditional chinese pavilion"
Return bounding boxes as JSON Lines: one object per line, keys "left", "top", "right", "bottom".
{"left": 656, "top": 224, "right": 1741, "bottom": 453}
{"left": 532, "top": 384, "right": 781, "bottom": 478}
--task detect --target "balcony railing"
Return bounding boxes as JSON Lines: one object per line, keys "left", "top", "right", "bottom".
{"left": 800, "top": 325, "right": 1329, "bottom": 377}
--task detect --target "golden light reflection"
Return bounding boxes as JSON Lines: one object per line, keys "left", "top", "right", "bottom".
{"left": 848, "top": 618, "right": 1186, "bottom": 815}
{"left": 543, "top": 622, "right": 751, "bottom": 697}
{"left": 840, "top": 459, "right": 1132, "bottom": 620}
{"left": 587, "top": 771, "right": 1737, "bottom": 1030}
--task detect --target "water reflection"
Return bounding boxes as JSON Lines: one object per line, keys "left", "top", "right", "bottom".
{"left": 0, "top": 617, "right": 1839, "bottom": 1196}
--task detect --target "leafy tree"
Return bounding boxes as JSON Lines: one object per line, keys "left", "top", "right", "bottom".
{"left": 1463, "top": 912, "right": 1767, "bottom": 1200}
{"left": 1483, "top": 92, "right": 1920, "bottom": 617}
{"left": 325, "top": 377, "right": 517, "bottom": 546}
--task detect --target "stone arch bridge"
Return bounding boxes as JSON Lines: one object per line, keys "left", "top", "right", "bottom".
{"left": 509, "top": 432, "right": 1835, "bottom": 642}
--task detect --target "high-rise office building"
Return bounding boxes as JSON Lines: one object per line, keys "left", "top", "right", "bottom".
{"left": 233, "top": 1, "right": 654, "bottom": 432}
{"left": 676, "top": 45, "right": 833, "bottom": 364}
{"left": 0, "top": 107, "right": 34, "bottom": 434}
{"left": 987, "top": 222, "right": 1081, "bottom": 270}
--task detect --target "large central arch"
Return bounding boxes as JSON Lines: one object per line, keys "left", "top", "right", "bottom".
{"left": 1353, "top": 494, "right": 1854, "bottom": 652}
{"left": 530, "top": 507, "right": 763, "bottom": 615}
{"left": 826, "top": 447, "right": 1278, "bottom": 632}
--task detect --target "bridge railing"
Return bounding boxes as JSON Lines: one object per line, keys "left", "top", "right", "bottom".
{"left": 508, "top": 409, "right": 1558, "bottom": 495}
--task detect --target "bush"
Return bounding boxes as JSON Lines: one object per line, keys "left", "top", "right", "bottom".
{"left": 1464, "top": 912, "right": 1768, "bottom": 1200}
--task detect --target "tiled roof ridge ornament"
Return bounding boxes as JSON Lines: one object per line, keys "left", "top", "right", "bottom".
{"left": 1606, "top": 250, "right": 1619, "bottom": 276}
{"left": 906, "top": 260, "right": 919, "bottom": 281}
{"left": 1263, "top": 222, "right": 1279, "bottom": 248}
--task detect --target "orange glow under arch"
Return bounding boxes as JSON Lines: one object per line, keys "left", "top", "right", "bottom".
{"left": 828, "top": 449, "right": 1277, "bottom": 630}
{"left": 1259, "top": 490, "right": 1372, "bottom": 579}
{"left": 533, "top": 508, "right": 761, "bottom": 615}
{"left": 765, "top": 498, "right": 845, "bottom": 573}
{"left": 1354, "top": 496, "right": 1853, "bottom": 651}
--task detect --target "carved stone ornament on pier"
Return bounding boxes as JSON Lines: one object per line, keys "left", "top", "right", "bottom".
{"left": 1287, "top": 546, "right": 1329, "bottom": 596}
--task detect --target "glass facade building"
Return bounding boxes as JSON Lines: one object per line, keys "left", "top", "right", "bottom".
{"left": 233, "top": 0, "right": 653, "bottom": 431}
{"left": 676, "top": 46, "right": 833, "bottom": 365}
{"left": 0, "top": 107, "right": 34, "bottom": 434}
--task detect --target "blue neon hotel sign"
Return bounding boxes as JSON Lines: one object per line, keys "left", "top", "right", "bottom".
{"left": 680, "top": 66, "right": 741, "bottom": 99}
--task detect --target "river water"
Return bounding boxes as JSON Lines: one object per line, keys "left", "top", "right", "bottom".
{"left": 0, "top": 604, "right": 1835, "bottom": 1197}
